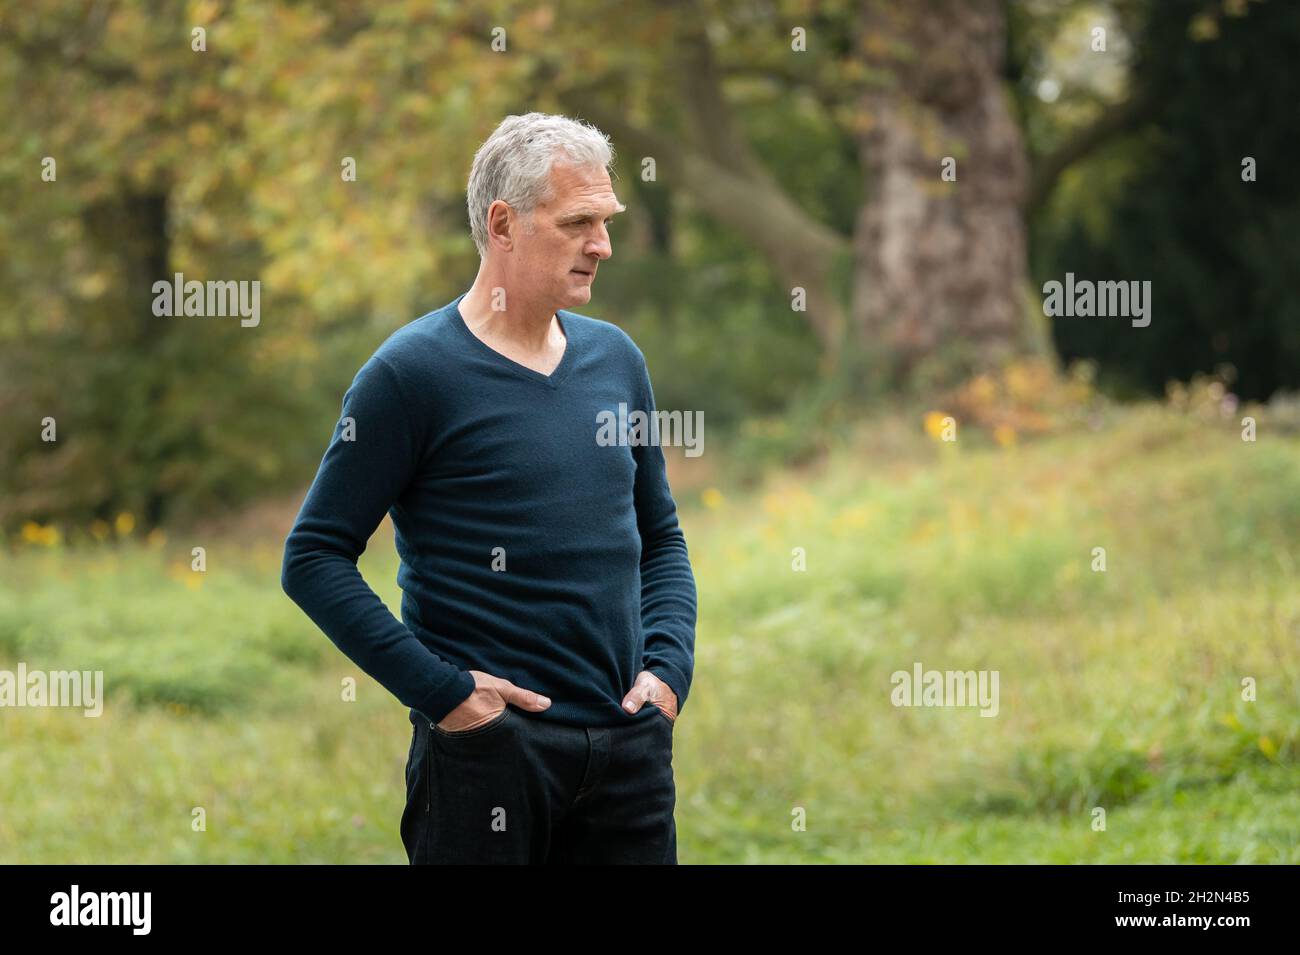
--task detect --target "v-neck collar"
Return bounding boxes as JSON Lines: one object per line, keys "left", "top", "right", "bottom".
{"left": 451, "top": 292, "right": 576, "bottom": 389}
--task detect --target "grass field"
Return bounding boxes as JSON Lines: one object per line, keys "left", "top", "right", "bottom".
{"left": 2, "top": 401, "right": 1297, "bottom": 863}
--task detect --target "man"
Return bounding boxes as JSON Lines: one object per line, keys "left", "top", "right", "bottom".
{"left": 280, "top": 112, "right": 697, "bottom": 864}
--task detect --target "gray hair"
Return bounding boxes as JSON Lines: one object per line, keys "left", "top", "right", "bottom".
{"left": 466, "top": 112, "right": 616, "bottom": 259}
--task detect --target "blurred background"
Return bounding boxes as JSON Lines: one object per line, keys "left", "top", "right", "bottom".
{"left": 1, "top": 0, "right": 1297, "bottom": 862}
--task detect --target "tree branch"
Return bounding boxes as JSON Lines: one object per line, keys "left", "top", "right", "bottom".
{"left": 1027, "top": 86, "right": 1162, "bottom": 213}
{"left": 557, "top": 90, "right": 849, "bottom": 348}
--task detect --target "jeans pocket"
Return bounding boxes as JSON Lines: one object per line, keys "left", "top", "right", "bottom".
{"left": 434, "top": 705, "right": 513, "bottom": 739}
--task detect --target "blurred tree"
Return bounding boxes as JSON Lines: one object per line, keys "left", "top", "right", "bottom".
{"left": 552, "top": 0, "right": 1056, "bottom": 391}
{"left": 854, "top": 0, "right": 1033, "bottom": 388}
{"left": 0, "top": 1, "right": 318, "bottom": 530}
{"left": 2, "top": 0, "right": 1289, "bottom": 531}
{"left": 1022, "top": 0, "right": 1300, "bottom": 402}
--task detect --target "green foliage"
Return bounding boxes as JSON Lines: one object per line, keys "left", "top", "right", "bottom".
{"left": 0, "top": 1, "right": 847, "bottom": 531}
{"left": 1025, "top": 0, "right": 1300, "bottom": 402}
{"left": 2, "top": 0, "right": 1295, "bottom": 548}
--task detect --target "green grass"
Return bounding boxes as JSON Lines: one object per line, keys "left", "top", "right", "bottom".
{"left": 1, "top": 401, "right": 1297, "bottom": 862}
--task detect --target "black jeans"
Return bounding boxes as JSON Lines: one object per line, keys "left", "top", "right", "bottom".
{"left": 400, "top": 704, "right": 678, "bottom": 864}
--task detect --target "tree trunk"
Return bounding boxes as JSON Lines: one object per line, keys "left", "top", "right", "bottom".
{"left": 853, "top": 0, "right": 1030, "bottom": 388}
{"left": 82, "top": 190, "right": 173, "bottom": 526}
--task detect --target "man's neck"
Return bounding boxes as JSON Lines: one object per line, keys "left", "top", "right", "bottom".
{"left": 459, "top": 271, "right": 563, "bottom": 353}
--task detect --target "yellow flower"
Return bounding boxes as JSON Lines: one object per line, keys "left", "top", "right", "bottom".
{"left": 146, "top": 528, "right": 167, "bottom": 548}
{"left": 115, "top": 512, "right": 136, "bottom": 536}
{"left": 701, "top": 488, "right": 724, "bottom": 510}
{"left": 1218, "top": 712, "right": 1242, "bottom": 730}
{"left": 20, "top": 521, "right": 59, "bottom": 546}
{"left": 923, "top": 411, "right": 953, "bottom": 441}
{"left": 993, "top": 424, "right": 1017, "bottom": 447}
{"left": 831, "top": 502, "right": 875, "bottom": 534}
{"left": 90, "top": 519, "right": 111, "bottom": 541}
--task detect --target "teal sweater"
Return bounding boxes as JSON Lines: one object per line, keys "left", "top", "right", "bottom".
{"left": 281, "top": 293, "right": 697, "bottom": 727}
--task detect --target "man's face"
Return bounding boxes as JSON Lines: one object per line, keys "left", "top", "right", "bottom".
{"left": 507, "top": 160, "right": 624, "bottom": 310}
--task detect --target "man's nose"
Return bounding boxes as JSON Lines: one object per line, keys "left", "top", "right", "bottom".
{"left": 587, "top": 232, "right": 612, "bottom": 260}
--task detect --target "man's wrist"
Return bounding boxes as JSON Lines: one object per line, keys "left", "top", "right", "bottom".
{"left": 415, "top": 668, "right": 477, "bottom": 725}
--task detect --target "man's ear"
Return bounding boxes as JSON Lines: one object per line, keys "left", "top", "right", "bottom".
{"left": 487, "top": 200, "right": 514, "bottom": 252}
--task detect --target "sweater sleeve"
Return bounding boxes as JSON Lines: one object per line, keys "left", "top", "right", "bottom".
{"left": 630, "top": 350, "right": 698, "bottom": 715}
{"left": 280, "top": 354, "right": 477, "bottom": 725}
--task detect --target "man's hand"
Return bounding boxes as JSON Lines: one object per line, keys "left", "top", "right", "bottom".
{"left": 436, "top": 669, "right": 551, "bottom": 732}
{"left": 622, "top": 670, "right": 678, "bottom": 722}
